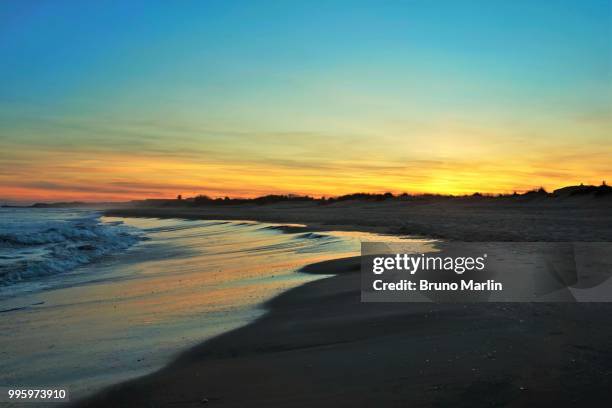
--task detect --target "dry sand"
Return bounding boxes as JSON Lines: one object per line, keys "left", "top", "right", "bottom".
{"left": 104, "top": 195, "right": 612, "bottom": 241}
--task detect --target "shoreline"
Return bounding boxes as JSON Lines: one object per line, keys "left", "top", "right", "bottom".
{"left": 72, "top": 209, "right": 612, "bottom": 407}
{"left": 103, "top": 207, "right": 399, "bottom": 236}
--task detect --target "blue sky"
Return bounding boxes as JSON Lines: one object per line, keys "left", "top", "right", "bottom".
{"left": 0, "top": 0, "right": 610, "bottom": 201}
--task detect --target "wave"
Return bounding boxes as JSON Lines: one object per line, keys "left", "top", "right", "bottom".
{"left": 294, "top": 232, "right": 335, "bottom": 240}
{"left": 0, "top": 209, "right": 143, "bottom": 288}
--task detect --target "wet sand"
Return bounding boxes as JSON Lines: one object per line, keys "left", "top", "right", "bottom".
{"left": 75, "top": 254, "right": 612, "bottom": 407}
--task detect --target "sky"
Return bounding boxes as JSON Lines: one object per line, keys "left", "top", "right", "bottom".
{"left": 1, "top": 0, "right": 611, "bottom": 202}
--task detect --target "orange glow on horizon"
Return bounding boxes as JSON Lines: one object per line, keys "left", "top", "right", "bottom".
{"left": 1, "top": 114, "right": 610, "bottom": 204}
{"left": 2, "top": 152, "right": 608, "bottom": 203}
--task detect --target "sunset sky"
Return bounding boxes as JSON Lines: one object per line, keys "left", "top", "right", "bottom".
{"left": 1, "top": 0, "right": 611, "bottom": 202}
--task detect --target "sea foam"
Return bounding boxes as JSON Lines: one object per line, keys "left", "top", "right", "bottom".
{"left": 0, "top": 208, "right": 142, "bottom": 290}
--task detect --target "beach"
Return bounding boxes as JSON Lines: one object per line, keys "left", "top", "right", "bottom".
{"left": 3, "top": 211, "right": 410, "bottom": 404}
{"left": 74, "top": 196, "right": 612, "bottom": 407}
{"left": 3, "top": 1, "right": 610, "bottom": 406}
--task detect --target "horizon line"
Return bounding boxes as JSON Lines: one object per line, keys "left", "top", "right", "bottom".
{"left": 4, "top": 182, "right": 609, "bottom": 206}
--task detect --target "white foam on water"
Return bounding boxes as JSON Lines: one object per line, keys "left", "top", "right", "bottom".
{"left": 0, "top": 208, "right": 142, "bottom": 296}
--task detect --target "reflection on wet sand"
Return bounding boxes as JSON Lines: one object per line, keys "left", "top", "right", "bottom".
{"left": 0, "top": 217, "right": 424, "bottom": 402}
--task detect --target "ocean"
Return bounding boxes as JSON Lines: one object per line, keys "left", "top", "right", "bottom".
{"left": 0, "top": 208, "right": 143, "bottom": 297}
{"left": 0, "top": 208, "right": 418, "bottom": 404}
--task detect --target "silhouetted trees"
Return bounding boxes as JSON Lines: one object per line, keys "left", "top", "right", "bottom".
{"left": 171, "top": 182, "right": 612, "bottom": 208}
{"left": 192, "top": 194, "right": 315, "bottom": 206}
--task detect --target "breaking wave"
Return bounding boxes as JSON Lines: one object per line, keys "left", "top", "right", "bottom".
{"left": 0, "top": 208, "right": 142, "bottom": 289}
